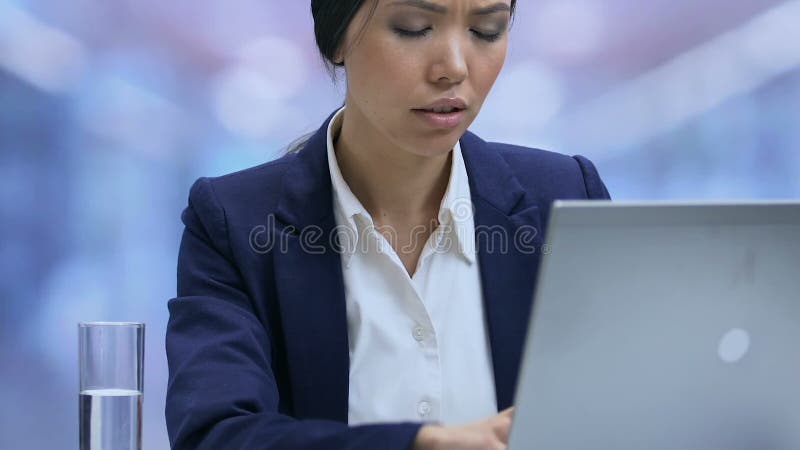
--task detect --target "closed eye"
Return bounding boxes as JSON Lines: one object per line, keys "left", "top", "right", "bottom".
{"left": 393, "top": 27, "right": 432, "bottom": 38}
{"left": 471, "top": 29, "right": 503, "bottom": 42}
{"left": 393, "top": 27, "right": 504, "bottom": 42}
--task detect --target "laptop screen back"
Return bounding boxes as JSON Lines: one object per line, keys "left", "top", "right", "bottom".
{"left": 509, "top": 202, "right": 800, "bottom": 450}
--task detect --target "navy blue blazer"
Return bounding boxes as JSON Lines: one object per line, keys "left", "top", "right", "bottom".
{"left": 165, "top": 109, "right": 611, "bottom": 449}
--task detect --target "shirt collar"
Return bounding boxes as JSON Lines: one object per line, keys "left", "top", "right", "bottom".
{"left": 326, "top": 105, "right": 476, "bottom": 266}
{"left": 436, "top": 135, "right": 476, "bottom": 263}
{"left": 326, "top": 106, "right": 372, "bottom": 230}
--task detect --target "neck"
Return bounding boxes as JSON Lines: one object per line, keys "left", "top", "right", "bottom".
{"left": 334, "top": 106, "right": 451, "bottom": 224}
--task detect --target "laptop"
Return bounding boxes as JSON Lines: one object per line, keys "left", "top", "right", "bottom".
{"left": 508, "top": 201, "right": 800, "bottom": 450}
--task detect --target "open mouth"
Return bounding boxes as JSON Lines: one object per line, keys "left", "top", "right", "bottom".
{"left": 414, "top": 107, "right": 465, "bottom": 114}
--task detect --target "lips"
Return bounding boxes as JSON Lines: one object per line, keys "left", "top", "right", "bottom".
{"left": 416, "top": 97, "right": 468, "bottom": 112}
{"left": 420, "top": 106, "right": 464, "bottom": 113}
{"left": 412, "top": 97, "right": 469, "bottom": 129}
{"left": 412, "top": 108, "right": 466, "bottom": 129}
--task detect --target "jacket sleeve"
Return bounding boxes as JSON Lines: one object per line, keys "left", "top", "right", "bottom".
{"left": 572, "top": 155, "right": 612, "bottom": 200}
{"left": 165, "top": 178, "right": 423, "bottom": 450}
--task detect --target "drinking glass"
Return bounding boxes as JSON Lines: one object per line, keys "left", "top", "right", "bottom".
{"left": 79, "top": 322, "right": 144, "bottom": 450}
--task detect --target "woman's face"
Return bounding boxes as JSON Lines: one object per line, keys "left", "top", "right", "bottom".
{"left": 339, "top": 0, "right": 512, "bottom": 158}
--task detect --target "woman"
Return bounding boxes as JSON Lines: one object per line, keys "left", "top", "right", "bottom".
{"left": 165, "top": 1, "right": 610, "bottom": 449}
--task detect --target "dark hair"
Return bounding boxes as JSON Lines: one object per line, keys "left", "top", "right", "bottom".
{"left": 311, "top": 0, "right": 516, "bottom": 77}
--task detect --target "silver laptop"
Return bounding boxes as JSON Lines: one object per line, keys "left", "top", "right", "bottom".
{"left": 509, "top": 201, "right": 800, "bottom": 450}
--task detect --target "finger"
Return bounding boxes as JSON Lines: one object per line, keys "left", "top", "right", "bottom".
{"left": 498, "top": 406, "right": 515, "bottom": 418}
{"left": 491, "top": 435, "right": 509, "bottom": 450}
{"left": 492, "top": 413, "right": 513, "bottom": 443}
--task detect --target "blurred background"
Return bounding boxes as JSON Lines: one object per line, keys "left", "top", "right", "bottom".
{"left": 1, "top": 0, "right": 798, "bottom": 448}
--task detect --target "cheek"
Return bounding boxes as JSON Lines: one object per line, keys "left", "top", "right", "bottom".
{"left": 348, "top": 38, "right": 420, "bottom": 105}
{"left": 471, "top": 49, "right": 507, "bottom": 96}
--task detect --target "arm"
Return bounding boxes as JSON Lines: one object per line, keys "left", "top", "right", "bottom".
{"left": 166, "top": 178, "right": 423, "bottom": 450}
{"left": 572, "top": 155, "right": 612, "bottom": 200}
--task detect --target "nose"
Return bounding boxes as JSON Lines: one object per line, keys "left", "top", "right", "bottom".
{"left": 428, "top": 33, "right": 468, "bottom": 86}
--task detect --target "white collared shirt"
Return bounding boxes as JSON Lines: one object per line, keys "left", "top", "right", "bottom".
{"left": 325, "top": 106, "right": 498, "bottom": 425}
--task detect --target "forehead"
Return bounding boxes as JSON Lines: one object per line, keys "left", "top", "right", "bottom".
{"left": 380, "top": 0, "right": 512, "bottom": 15}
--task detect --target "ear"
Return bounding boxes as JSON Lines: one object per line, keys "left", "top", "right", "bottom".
{"left": 332, "top": 41, "right": 347, "bottom": 65}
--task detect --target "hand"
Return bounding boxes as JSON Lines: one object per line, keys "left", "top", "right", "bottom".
{"left": 412, "top": 407, "right": 514, "bottom": 450}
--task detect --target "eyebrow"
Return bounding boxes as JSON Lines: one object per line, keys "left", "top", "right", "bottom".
{"left": 388, "top": 0, "right": 511, "bottom": 16}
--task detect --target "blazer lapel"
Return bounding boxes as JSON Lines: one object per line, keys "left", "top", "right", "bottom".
{"left": 460, "top": 131, "right": 544, "bottom": 411}
{"left": 273, "top": 110, "right": 350, "bottom": 422}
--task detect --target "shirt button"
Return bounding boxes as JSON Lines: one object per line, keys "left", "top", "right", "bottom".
{"left": 417, "top": 400, "right": 431, "bottom": 418}
{"left": 412, "top": 326, "right": 425, "bottom": 342}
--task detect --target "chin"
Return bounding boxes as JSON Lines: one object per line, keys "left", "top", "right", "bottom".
{"left": 404, "top": 134, "right": 461, "bottom": 158}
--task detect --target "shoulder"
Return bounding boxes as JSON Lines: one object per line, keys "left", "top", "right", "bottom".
{"left": 181, "top": 153, "right": 300, "bottom": 247}
{"left": 186, "top": 152, "right": 297, "bottom": 217}
{"left": 486, "top": 140, "right": 611, "bottom": 201}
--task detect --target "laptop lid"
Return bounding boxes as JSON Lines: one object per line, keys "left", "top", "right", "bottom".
{"left": 509, "top": 201, "right": 800, "bottom": 450}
